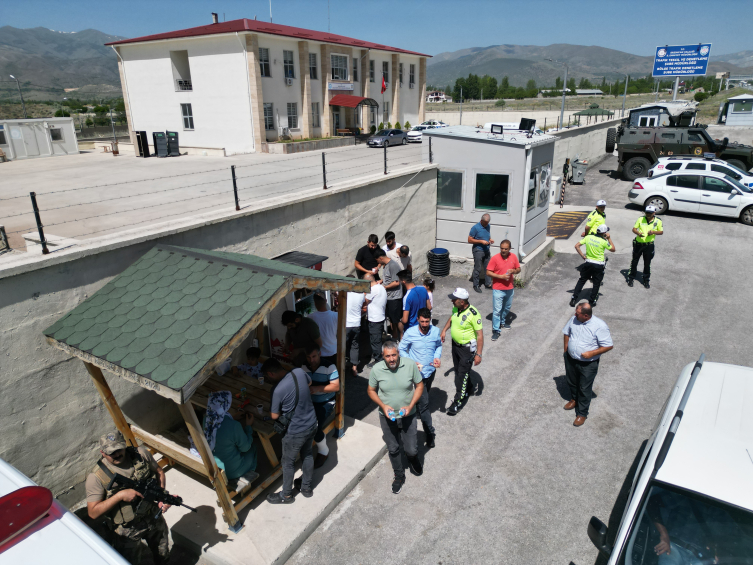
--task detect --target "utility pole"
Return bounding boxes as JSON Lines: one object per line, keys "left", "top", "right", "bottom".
{"left": 9, "top": 75, "right": 27, "bottom": 118}
{"left": 622, "top": 74, "right": 629, "bottom": 117}
{"left": 560, "top": 65, "right": 568, "bottom": 130}
{"left": 672, "top": 77, "right": 679, "bottom": 101}
{"left": 459, "top": 86, "right": 463, "bottom": 125}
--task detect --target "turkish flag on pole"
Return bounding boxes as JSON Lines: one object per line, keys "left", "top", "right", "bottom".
{"left": 381, "top": 76, "right": 387, "bottom": 94}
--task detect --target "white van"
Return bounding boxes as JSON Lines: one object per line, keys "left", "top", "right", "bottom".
{"left": 588, "top": 356, "right": 753, "bottom": 564}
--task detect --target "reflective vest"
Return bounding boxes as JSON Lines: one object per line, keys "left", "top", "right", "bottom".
{"left": 585, "top": 209, "right": 606, "bottom": 235}
{"left": 580, "top": 234, "right": 610, "bottom": 263}
{"left": 92, "top": 447, "right": 158, "bottom": 527}
{"left": 634, "top": 216, "right": 663, "bottom": 243}
{"left": 450, "top": 304, "right": 482, "bottom": 344}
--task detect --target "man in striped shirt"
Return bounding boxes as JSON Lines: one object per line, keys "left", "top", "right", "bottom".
{"left": 302, "top": 346, "right": 340, "bottom": 469}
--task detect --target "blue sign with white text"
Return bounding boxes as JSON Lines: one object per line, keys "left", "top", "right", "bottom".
{"left": 653, "top": 44, "right": 711, "bottom": 77}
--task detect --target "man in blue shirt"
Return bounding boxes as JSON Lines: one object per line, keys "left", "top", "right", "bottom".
{"left": 302, "top": 346, "right": 340, "bottom": 469}
{"left": 399, "top": 270, "right": 431, "bottom": 333}
{"left": 399, "top": 308, "right": 442, "bottom": 448}
{"left": 468, "top": 214, "right": 494, "bottom": 293}
{"left": 561, "top": 302, "right": 613, "bottom": 427}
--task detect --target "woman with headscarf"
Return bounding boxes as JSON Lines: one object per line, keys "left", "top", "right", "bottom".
{"left": 201, "top": 391, "right": 258, "bottom": 483}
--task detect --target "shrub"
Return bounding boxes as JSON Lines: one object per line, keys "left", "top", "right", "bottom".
{"left": 378, "top": 122, "right": 384, "bottom": 131}
{"left": 494, "top": 99, "right": 506, "bottom": 108}
{"left": 694, "top": 91, "right": 708, "bottom": 102}
{"left": 54, "top": 109, "right": 70, "bottom": 117}
{"left": 386, "top": 121, "right": 392, "bottom": 129}
{"left": 370, "top": 125, "right": 376, "bottom": 134}
{"left": 404, "top": 120, "right": 411, "bottom": 129}
{"left": 395, "top": 121, "right": 401, "bottom": 130}
{"left": 85, "top": 118, "right": 94, "bottom": 127}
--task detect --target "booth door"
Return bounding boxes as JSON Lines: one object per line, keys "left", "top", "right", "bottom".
{"left": 21, "top": 125, "right": 40, "bottom": 157}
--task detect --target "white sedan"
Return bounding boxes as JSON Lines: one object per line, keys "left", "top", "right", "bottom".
{"left": 648, "top": 156, "right": 753, "bottom": 187}
{"left": 407, "top": 125, "right": 436, "bottom": 142}
{"left": 419, "top": 120, "right": 448, "bottom": 128}
{"left": 628, "top": 169, "right": 753, "bottom": 225}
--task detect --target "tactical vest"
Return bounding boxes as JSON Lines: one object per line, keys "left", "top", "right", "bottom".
{"left": 92, "top": 447, "right": 158, "bottom": 527}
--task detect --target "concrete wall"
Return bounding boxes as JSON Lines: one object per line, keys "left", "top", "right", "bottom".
{"left": 706, "top": 125, "right": 753, "bottom": 146}
{"left": 550, "top": 118, "right": 622, "bottom": 176}
{"left": 0, "top": 166, "right": 437, "bottom": 503}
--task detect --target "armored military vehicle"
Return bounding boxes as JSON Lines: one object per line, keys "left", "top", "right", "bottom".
{"left": 606, "top": 102, "right": 753, "bottom": 180}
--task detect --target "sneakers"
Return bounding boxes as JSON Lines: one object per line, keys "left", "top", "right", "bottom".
{"left": 589, "top": 300, "right": 597, "bottom": 308}
{"left": 407, "top": 456, "right": 423, "bottom": 476}
{"left": 425, "top": 431, "right": 435, "bottom": 449}
{"left": 643, "top": 280, "right": 650, "bottom": 289}
{"left": 501, "top": 324, "right": 511, "bottom": 331}
{"left": 473, "top": 286, "right": 482, "bottom": 293}
{"left": 569, "top": 297, "right": 577, "bottom": 307}
{"left": 392, "top": 475, "right": 405, "bottom": 494}
{"left": 293, "top": 477, "right": 313, "bottom": 498}
{"left": 266, "top": 491, "right": 295, "bottom": 504}
{"left": 491, "top": 330, "right": 500, "bottom": 341}
{"left": 627, "top": 279, "right": 634, "bottom": 287}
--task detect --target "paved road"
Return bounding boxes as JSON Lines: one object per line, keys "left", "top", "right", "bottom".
{"left": 286, "top": 155, "right": 753, "bottom": 565}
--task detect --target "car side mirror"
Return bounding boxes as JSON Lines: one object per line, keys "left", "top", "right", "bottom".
{"left": 390, "top": 133, "right": 394, "bottom": 136}
{"left": 588, "top": 516, "right": 612, "bottom": 557}
{"left": 731, "top": 188, "right": 739, "bottom": 195}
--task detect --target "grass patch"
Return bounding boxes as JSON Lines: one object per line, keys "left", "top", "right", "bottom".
{"left": 547, "top": 248, "right": 555, "bottom": 258}
{"left": 513, "top": 278, "right": 526, "bottom": 289}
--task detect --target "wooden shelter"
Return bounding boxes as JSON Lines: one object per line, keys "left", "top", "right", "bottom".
{"left": 43, "top": 245, "right": 369, "bottom": 532}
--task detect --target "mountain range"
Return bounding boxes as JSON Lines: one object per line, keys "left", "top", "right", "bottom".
{"left": 427, "top": 44, "right": 753, "bottom": 88}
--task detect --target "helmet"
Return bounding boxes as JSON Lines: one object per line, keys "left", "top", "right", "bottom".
{"left": 645, "top": 205, "right": 657, "bottom": 213}
{"left": 596, "top": 225, "right": 609, "bottom": 234}
{"left": 596, "top": 200, "right": 607, "bottom": 207}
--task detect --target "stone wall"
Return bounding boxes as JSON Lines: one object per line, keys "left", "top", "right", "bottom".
{"left": 0, "top": 166, "right": 437, "bottom": 504}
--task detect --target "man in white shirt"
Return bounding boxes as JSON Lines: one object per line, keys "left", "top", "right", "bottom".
{"left": 307, "top": 294, "right": 339, "bottom": 366}
{"left": 345, "top": 275, "right": 367, "bottom": 375}
{"left": 383, "top": 232, "right": 412, "bottom": 273}
{"left": 363, "top": 273, "right": 387, "bottom": 364}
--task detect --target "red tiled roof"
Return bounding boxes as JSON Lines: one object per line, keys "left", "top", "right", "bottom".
{"left": 105, "top": 19, "right": 431, "bottom": 57}
{"left": 329, "top": 95, "right": 378, "bottom": 108}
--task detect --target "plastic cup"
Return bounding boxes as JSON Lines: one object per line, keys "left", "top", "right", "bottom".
{"left": 256, "top": 404, "right": 264, "bottom": 416}
{"left": 258, "top": 376, "right": 265, "bottom": 386}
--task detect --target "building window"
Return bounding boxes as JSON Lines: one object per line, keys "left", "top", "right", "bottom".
{"left": 259, "top": 47, "right": 271, "bottom": 77}
{"left": 283, "top": 50, "right": 295, "bottom": 79}
{"left": 312, "top": 102, "right": 320, "bottom": 128}
{"left": 264, "top": 103, "right": 274, "bottom": 130}
{"left": 437, "top": 170, "right": 463, "bottom": 208}
{"left": 309, "top": 53, "right": 318, "bottom": 80}
{"left": 287, "top": 103, "right": 298, "bottom": 129}
{"left": 50, "top": 128, "right": 64, "bottom": 142}
{"left": 409, "top": 64, "right": 415, "bottom": 87}
{"left": 370, "top": 107, "right": 376, "bottom": 125}
{"left": 399, "top": 63, "right": 403, "bottom": 86}
{"left": 369, "top": 60, "right": 375, "bottom": 82}
{"left": 0, "top": 126, "right": 6, "bottom": 145}
{"left": 331, "top": 55, "right": 348, "bottom": 81}
{"left": 353, "top": 57, "right": 358, "bottom": 82}
{"left": 181, "top": 103, "right": 194, "bottom": 130}
{"left": 355, "top": 107, "right": 361, "bottom": 126}
{"left": 382, "top": 61, "right": 389, "bottom": 84}
{"left": 170, "top": 50, "right": 192, "bottom": 91}
{"left": 383, "top": 102, "right": 389, "bottom": 124}
{"left": 475, "top": 173, "right": 509, "bottom": 211}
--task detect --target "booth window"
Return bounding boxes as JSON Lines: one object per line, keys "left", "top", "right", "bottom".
{"left": 331, "top": 55, "right": 348, "bottom": 81}
{"left": 369, "top": 60, "right": 375, "bottom": 82}
{"left": 475, "top": 173, "right": 509, "bottom": 211}
{"left": 527, "top": 169, "right": 537, "bottom": 210}
{"left": 259, "top": 47, "right": 271, "bottom": 77}
{"left": 309, "top": 53, "right": 318, "bottom": 80}
{"left": 311, "top": 102, "right": 320, "bottom": 128}
{"left": 287, "top": 103, "right": 298, "bottom": 129}
{"left": 181, "top": 103, "right": 194, "bottom": 130}
{"left": 50, "top": 128, "right": 64, "bottom": 142}
{"left": 733, "top": 100, "right": 753, "bottom": 113}
{"left": 352, "top": 58, "right": 358, "bottom": 82}
{"left": 264, "top": 103, "right": 274, "bottom": 130}
{"left": 437, "top": 170, "right": 463, "bottom": 208}
{"left": 0, "top": 126, "right": 6, "bottom": 145}
{"left": 283, "top": 50, "right": 295, "bottom": 79}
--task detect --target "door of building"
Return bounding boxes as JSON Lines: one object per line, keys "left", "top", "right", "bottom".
{"left": 333, "top": 112, "right": 341, "bottom": 130}
{"left": 20, "top": 125, "right": 40, "bottom": 157}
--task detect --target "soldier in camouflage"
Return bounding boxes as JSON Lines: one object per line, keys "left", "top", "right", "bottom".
{"left": 86, "top": 431, "right": 170, "bottom": 565}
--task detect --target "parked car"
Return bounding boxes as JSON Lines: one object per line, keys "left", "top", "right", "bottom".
{"left": 588, "top": 356, "right": 753, "bottom": 564}
{"left": 367, "top": 129, "right": 407, "bottom": 147}
{"left": 407, "top": 125, "right": 436, "bottom": 143}
{"left": 0, "top": 457, "right": 128, "bottom": 563}
{"left": 648, "top": 155, "right": 753, "bottom": 187}
{"left": 419, "top": 120, "right": 448, "bottom": 128}
{"left": 628, "top": 169, "right": 753, "bottom": 225}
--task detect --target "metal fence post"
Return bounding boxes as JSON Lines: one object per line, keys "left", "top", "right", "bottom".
{"left": 429, "top": 136, "right": 433, "bottom": 164}
{"left": 231, "top": 165, "right": 240, "bottom": 211}
{"left": 322, "top": 152, "right": 328, "bottom": 189}
{"left": 383, "top": 143, "right": 388, "bottom": 175}
{"left": 29, "top": 192, "right": 49, "bottom": 255}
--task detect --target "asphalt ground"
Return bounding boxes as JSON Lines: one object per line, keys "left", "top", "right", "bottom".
{"left": 284, "top": 155, "right": 753, "bottom": 565}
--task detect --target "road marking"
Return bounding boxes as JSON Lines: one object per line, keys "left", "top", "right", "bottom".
{"left": 547, "top": 211, "right": 589, "bottom": 239}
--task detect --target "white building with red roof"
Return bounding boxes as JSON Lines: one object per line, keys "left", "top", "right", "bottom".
{"left": 107, "top": 15, "right": 430, "bottom": 155}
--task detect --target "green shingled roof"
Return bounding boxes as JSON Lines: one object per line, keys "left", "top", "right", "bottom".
{"left": 43, "top": 245, "right": 359, "bottom": 396}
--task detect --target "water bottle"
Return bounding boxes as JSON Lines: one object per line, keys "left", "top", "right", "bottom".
{"left": 387, "top": 408, "right": 406, "bottom": 421}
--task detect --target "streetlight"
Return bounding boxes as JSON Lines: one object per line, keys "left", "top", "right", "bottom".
{"left": 621, "top": 74, "right": 629, "bottom": 118}
{"left": 9, "top": 75, "right": 27, "bottom": 118}
{"left": 547, "top": 59, "right": 568, "bottom": 130}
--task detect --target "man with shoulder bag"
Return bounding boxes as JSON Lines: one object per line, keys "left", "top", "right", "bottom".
{"left": 262, "top": 358, "right": 318, "bottom": 503}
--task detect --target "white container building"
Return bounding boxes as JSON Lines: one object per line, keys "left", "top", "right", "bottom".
{"left": 0, "top": 118, "right": 79, "bottom": 161}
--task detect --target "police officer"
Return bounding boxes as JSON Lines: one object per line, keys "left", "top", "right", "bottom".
{"left": 440, "top": 288, "right": 483, "bottom": 416}
{"left": 581, "top": 199, "right": 607, "bottom": 237}
{"left": 570, "top": 224, "right": 616, "bottom": 308}
{"left": 628, "top": 205, "right": 664, "bottom": 289}
{"left": 86, "top": 431, "right": 170, "bottom": 565}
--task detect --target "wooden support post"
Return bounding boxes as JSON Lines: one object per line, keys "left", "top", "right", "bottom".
{"left": 256, "top": 319, "right": 269, "bottom": 357}
{"left": 178, "top": 402, "right": 242, "bottom": 533}
{"left": 84, "top": 361, "right": 138, "bottom": 448}
{"left": 334, "top": 290, "right": 347, "bottom": 439}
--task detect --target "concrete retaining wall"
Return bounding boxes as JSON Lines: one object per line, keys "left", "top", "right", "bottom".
{"left": 550, "top": 118, "right": 622, "bottom": 175}
{"left": 0, "top": 166, "right": 437, "bottom": 504}
{"left": 267, "top": 136, "right": 355, "bottom": 154}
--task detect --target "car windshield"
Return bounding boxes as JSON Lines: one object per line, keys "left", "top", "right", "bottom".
{"left": 725, "top": 175, "right": 752, "bottom": 193}
{"left": 618, "top": 482, "right": 753, "bottom": 565}
{"left": 412, "top": 126, "right": 426, "bottom": 131}
{"left": 375, "top": 130, "right": 388, "bottom": 136}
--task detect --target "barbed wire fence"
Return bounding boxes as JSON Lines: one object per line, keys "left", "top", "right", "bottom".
{"left": 1, "top": 143, "right": 429, "bottom": 254}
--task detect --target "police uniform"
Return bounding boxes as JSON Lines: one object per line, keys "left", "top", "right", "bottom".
{"left": 571, "top": 231, "right": 611, "bottom": 306}
{"left": 449, "top": 301, "right": 483, "bottom": 413}
{"left": 86, "top": 432, "right": 169, "bottom": 565}
{"left": 584, "top": 209, "right": 606, "bottom": 235}
{"left": 629, "top": 214, "right": 663, "bottom": 287}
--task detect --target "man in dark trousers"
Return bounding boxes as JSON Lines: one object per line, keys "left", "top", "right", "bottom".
{"left": 628, "top": 205, "right": 664, "bottom": 289}
{"left": 570, "top": 224, "right": 615, "bottom": 308}
{"left": 561, "top": 302, "right": 613, "bottom": 427}
{"left": 468, "top": 214, "right": 494, "bottom": 293}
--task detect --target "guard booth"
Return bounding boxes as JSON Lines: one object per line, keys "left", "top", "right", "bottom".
{"left": 43, "top": 245, "right": 368, "bottom": 533}
{"left": 424, "top": 125, "right": 556, "bottom": 261}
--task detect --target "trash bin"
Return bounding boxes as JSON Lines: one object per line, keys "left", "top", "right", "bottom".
{"left": 570, "top": 159, "right": 587, "bottom": 184}
{"left": 427, "top": 248, "right": 451, "bottom": 277}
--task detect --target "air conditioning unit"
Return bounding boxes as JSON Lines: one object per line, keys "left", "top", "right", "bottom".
{"left": 285, "top": 77, "right": 293, "bottom": 86}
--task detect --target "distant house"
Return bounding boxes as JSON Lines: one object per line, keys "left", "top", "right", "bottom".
{"left": 427, "top": 90, "right": 451, "bottom": 103}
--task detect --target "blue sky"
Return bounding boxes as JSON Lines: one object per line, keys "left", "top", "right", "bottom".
{"left": 5, "top": 0, "right": 752, "bottom": 57}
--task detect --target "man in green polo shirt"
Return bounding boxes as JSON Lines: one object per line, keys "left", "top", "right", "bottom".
{"left": 628, "top": 205, "right": 664, "bottom": 289}
{"left": 367, "top": 341, "right": 424, "bottom": 495}
{"left": 440, "top": 288, "right": 484, "bottom": 416}
{"left": 570, "top": 224, "right": 615, "bottom": 308}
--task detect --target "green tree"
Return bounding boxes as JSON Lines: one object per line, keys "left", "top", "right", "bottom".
{"left": 85, "top": 118, "right": 94, "bottom": 127}
{"left": 93, "top": 105, "right": 109, "bottom": 115}
{"left": 404, "top": 121, "right": 411, "bottom": 129}
{"left": 395, "top": 121, "right": 401, "bottom": 130}
{"left": 453, "top": 77, "right": 466, "bottom": 102}
{"left": 445, "top": 85, "right": 452, "bottom": 98}
{"left": 566, "top": 77, "right": 576, "bottom": 92}
{"left": 526, "top": 79, "right": 536, "bottom": 91}
{"left": 480, "top": 75, "right": 498, "bottom": 99}
{"left": 54, "top": 109, "right": 70, "bottom": 117}
{"left": 378, "top": 122, "right": 384, "bottom": 131}
{"left": 465, "top": 73, "right": 480, "bottom": 99}
{"left": 494, "top": 99, "right": 506, "bottom": 108}
{"left": 555, "top": 76, "right": 563, "bottom": 90}
{"left": 578, "top": 77, "right": 593, "bottom": 89}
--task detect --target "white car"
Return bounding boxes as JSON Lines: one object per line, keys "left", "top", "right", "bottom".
{"left": 649, "top": 155, "right": 753, "bottom": 187}
{"left": 0, "top": 457, "right": 128, "bottom": 564}
{"left": 419, "top": 120, "right": 448, "bottom": 128}
{"left": 588, "top": 356, "right": 753, "bottom": 564}
{"left": 628, "top": 169, "right": 753, "bottom": 225}
{"left": 407, "top": 125, "right": 436, "bottom": 142}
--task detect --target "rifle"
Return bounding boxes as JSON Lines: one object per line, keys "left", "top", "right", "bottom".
{"left": 107, "top": 473, "right": 197, "bottom": 520}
